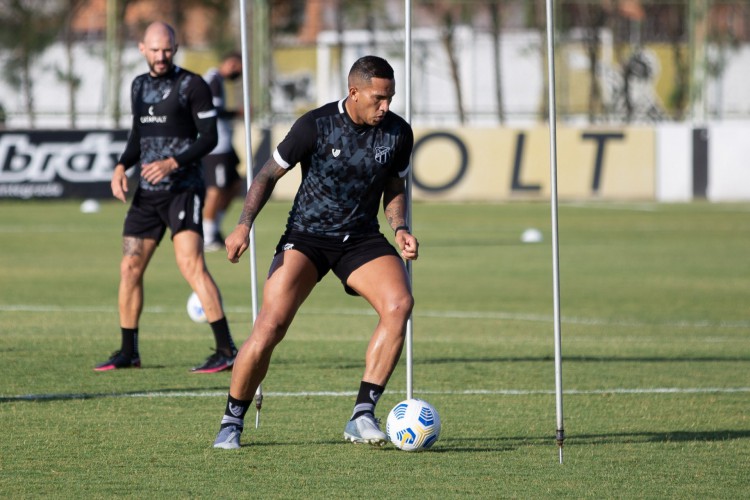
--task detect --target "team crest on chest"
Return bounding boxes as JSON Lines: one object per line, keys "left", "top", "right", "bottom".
{"left": 375, "top": 146, "right": 391, "bottom": 164}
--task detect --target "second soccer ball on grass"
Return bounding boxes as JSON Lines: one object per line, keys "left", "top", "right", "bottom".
{"left": 187, "top": 292, "right": 207, "bottom": 323}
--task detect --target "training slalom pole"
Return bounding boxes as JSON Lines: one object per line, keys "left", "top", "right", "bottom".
{"left": 544, "top": 0, "right": 565, "bottom": 464}
{"left": 404, "top": 0, "right": 414, "bottom": 401}
{"left": 239, "top": 0, "right": 262, "bottom": 428}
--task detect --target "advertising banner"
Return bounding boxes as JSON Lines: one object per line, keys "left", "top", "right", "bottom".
{"left": 0, "top": 130, "right": 128, "bottom": 199}
{"left": 409, "top": 126, "right": 655, "bottom": 201}
{"left": 0, "top": 125, "right": 661, "bottom": 201}
{"left": 267, "top": 125, "right": 657, "bottom": 202}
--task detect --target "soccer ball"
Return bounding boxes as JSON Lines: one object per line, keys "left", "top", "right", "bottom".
{"left": 186, "top": 292, "right": 207, "bottom": 323}
{"left": 386, "top": 398, "right": 441, "bottom": 451}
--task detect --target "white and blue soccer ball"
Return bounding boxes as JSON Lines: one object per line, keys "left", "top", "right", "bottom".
{"left": 186, "top": 292, "right": 207, "bottom": 323}
{"left": 386, "top": 398, "right": 441, "bottom": 451}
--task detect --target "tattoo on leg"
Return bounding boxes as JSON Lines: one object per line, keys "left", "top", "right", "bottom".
{"left": 123, "top": 237, "right": 144, "bottom": 257}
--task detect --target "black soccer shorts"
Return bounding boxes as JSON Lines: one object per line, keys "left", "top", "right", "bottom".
{"left": 273, "top": 230, "right": 401, "bottom": 296}
{"left": 123, "top": 188, "right": 204, "bottom": 243}
{"left": 202, "top": 151, "right": 241, "bottom": 189}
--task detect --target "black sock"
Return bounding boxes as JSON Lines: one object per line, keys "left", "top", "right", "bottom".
{"left": 210, "top": 317, "right": 236, "bottom": 355}
{"left": 121, "top": 327, "right": 139, "bottom": 358}
{"left": 350, "top": 381, "right": 385, "bottom": 420}
{"left": 220, "top": 394, "right": 251, "bottom": 429}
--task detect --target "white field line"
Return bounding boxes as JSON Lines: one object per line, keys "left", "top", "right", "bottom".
{"left": 2, "top": 387, "right": 750, "bottom": 403}
{"left": 0, "top": 225, "right": 99, "bottom": 234}
{"left": 2, "top": 304, "right": 749, "bottom": 329}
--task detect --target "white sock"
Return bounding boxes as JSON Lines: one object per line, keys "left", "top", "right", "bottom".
{"left": 203, "top": 219, "right": 217, "bottom": 243}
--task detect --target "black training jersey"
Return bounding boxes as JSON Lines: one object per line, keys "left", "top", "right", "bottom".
{"left": 204, "top": 68, "right": 234, "bottom": 155}
{"left": 274, "top": 98, "right": 414, "bottom": 237}
{"left": 119, "top": 66, "right": 218, "bottom": 193}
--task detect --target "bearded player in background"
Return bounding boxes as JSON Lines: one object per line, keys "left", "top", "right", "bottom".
{"left": 95, "top": 22, "right": 237, "bottom": 374}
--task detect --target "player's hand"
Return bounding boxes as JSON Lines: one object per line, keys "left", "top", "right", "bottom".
{"left": 225, "top": 224, "right": 251, "bottom": 264}
{"left": 111, "top": 164, "right": 128, "bottom": 202}
{"left": 141, "top": 158, "right": 178, "bottom": 185}
{"left": 397, "top": 232, "right": 419, "bottom": 261}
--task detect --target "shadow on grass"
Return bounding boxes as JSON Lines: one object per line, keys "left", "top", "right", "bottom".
{"left": 242, "top": 437, "right": 517, "bottom": 452}
{"left": 283, "top": 354, "right": 750, "bottom": 372}
{"left": 403, "top": 429, "right": 750, "bottom": 453}
{"left": 572, "top": 429, "right": 750, "bottom": 444}
{"left": 417, "top": 355, "right": 750, "bottom": 364}
{"left": 0, "top": 386, "right": 229, "bottom": 403}
{"left": 234, "top": 429, "right": 750, "bottom": 453}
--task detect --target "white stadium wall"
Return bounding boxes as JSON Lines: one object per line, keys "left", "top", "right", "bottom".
{"left": 655, "top": 125, "right": 692, "bottom": 202}
{"left": 706, "top": 123, "right": 750, "bottom": 202}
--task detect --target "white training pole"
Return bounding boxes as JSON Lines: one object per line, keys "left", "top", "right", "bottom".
{"left": 544, "top": 0, "right": 565, "bottom": 464}
{"left": 404, "top": 0, "right": 414, "bottom": 401}
{"left": 239, "top": 0, "right": 262, "bottom": 428}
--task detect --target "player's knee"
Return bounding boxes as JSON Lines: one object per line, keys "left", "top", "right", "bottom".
{"left": 252, "top": 318, "right": 290, "bottom": 350}
{"left": 269, "top": 315, "right": 294, "bottom": 337}
{"left": 120, "top": 258, "right": 145, "bottom": 282}
{"left": 177, "top": 255, "right": 205, "bottom": 279}
{"left": 382, "top": 292, "right": 414, "bottom": 321}
{"left": 258, "top": 305, "right": 297, "bottom": 335}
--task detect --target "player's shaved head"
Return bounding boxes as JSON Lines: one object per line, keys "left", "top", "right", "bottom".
{"left": 143, "top": 22, "right": 176, "bottom": 47}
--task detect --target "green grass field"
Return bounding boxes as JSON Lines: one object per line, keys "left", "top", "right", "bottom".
{"left": 1, "top": 199, "right": 749, "bottom": 498}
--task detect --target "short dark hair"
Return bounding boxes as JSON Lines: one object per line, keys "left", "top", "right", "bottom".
{"left": 223, "top": 51, "right": 242, "bottom": 63}
{"left": 348, "top": 55, "right": 394, "bottom": 83}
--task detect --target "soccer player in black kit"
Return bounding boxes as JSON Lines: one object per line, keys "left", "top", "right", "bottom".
{"left": 94, "top": 22, "right": 237, "bottom": 374}
{"left": 212, "top": 55, "right": 418, "bottom": 449}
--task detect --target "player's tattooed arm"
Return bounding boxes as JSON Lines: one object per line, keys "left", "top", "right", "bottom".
{"left": 383, "top": 176, "right": 408, "bottom": 232}
{"left": 227, "top": 159, "right": 288, "bottom": 264}
{"left": 237, "top": 158, "right": 288, "bottom": 228}
{"left": 384, "top": 176, "right": 418, "bottom": 260}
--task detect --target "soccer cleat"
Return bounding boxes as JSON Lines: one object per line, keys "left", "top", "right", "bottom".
{"left": 93, "top": 351, "right": 141, "bottom": 372}
{"left": 213, "top": 425, "right": 242, "bottom": 449}
{"left": 203, "top": 240, "right": 224, "bottom": 252}
{"left": 204, "top": 232, "right": 226, "bottom": 252}
{"left": 344, "top": 413, "right": 387, "bottom": 445}
{"left": 191, "top": 349, "right": 236, "bottom": 374}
